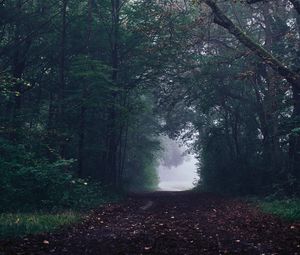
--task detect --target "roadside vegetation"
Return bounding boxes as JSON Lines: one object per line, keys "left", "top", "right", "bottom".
{"left": 1, "top": 0, "right": 300, "bottom": 244}
{"left": 0, "top": 212, "right": 80, "bottom": 239}
{"left": 258, "top": 199, "right": 300, "bottom": 221}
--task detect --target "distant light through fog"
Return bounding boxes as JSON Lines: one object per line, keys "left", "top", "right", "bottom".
{"left": 157, "top": 137, "right": 199, "bottom": 191}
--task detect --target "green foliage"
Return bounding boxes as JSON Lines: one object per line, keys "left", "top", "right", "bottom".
{"left": 124, "top": 94, "right": 161, "bottom": 191}
{"left": 258, "top": 199, "right": 300, "bottom": 221}
{"left": 0, "top": 72, "right": 16, "bottom": 100}
{"left": 0, "top": 0, "right": 165, "bottom": 199}
{"left": 70, "top": 56, "right": 112, "bottom": 87}
{"left": 1, "top": 0, "right": 298, "bottom": 212}
{"left": 0, "top": 137, "right": 111, "bottom": 212}
{"left": 0, "top": 212, "right": 80, "bottom": 239}
{"left": 152, "top": 0, "right": 300, "bottom": 197}
{"left": 125, "top": 158, "right": 160, "bottom": 192}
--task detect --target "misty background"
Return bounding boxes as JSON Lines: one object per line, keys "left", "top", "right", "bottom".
{"left": 157, "top": 136, "right": 199, "bottom": 191}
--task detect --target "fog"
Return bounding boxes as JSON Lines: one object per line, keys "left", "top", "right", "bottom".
{"left": 157, "top": 137, "right": 199, "bottom": 191}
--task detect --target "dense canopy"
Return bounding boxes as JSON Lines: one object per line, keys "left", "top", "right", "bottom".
{"left": 1, "top": 0, "right": 300, "bottom": 210}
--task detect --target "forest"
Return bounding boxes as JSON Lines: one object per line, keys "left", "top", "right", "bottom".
{"left": 0, "top": 0, "right": 300, "bottom": 254}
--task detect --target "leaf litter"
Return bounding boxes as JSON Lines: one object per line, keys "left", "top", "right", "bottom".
{"left": 0, "top": 191, "right": 299, "bottom": 254}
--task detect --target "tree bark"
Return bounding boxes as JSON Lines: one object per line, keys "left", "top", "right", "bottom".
{"left": 58, "top": 0, "right": 68, "bottom": 158}
{"left": 78, "top": 104, "right": 86, "bottom": 177}
{"left": 105, "top": 0, "right": 120, "bottom": 188}
{"left": 58, "top": 0, "right": 67, "bottom": 117}
{"left": 77, "top": 0, "right": 94, "bottom": 177}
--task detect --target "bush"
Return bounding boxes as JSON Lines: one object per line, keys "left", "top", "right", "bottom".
{"left": 0, "top": 212, "right": 80, "bottom": 238}
{"left": 0, "top": 138, "right": 112, "bottom": 212}
{"left": 259, "top": 199, "right": 300, "bottom": 221}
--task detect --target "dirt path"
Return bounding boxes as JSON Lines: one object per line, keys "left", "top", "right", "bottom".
{"left": 1, "top": 192, "right": 299, "bottom": 254}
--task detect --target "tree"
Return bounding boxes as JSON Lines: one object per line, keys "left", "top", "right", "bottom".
{"left": 202, "top": 0, "right": 300, "bottom": 184}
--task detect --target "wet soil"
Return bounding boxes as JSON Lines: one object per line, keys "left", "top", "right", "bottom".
{"left": 1, "top": 191, "right": 299, "bottom": 254}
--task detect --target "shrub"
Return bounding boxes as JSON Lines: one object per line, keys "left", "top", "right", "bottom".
{"left": 0, "top": 212, "right": 80, "bottom": 238}
{"left": 0, "top": 138, "right": 111, "bottom": 212}
{"left": 259, "top": 199, "right": 300, "bottom": 221}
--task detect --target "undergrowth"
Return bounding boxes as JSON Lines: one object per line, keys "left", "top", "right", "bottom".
{"left": 258, "top": 199, "right": 300, "bottom": 221}
{"left": 0, "top": 212, "right": 80, "bottom": 239}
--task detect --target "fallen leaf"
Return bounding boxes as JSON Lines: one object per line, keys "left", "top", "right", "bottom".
{"left": 43, "top": 240, "right": 49, "bottom": 245}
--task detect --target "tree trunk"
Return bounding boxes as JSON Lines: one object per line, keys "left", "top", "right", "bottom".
{"left": 78, "top": 104, "right": 86, "bottom": 177}
{"left": 58, "top": 0, "right": 67, "bottom": 118}
{"left": 10, "top": 0, "right": 31, "bottom": 141}
{"left": 105, "top": 0, "right": 120, "bottom": 188}
{"left": 58, "top": 0, "right": 68, "bottom": 158}
{"left": 289, "top": 82, "right": 300, "bottom": 184}
{"left": 77, "top": 0, "right": 93, "bottom": 177}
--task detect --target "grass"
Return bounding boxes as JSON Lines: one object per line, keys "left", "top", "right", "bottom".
{"left": 258, "top": 199, "right": 300, "bottom": 221}
{"left": 0, "top": 211, "right": 80, "bottom": 239}
{"left": 0, "top": 188, "right": 122, "bottom": 240}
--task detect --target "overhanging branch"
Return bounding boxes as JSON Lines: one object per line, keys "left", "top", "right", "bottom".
{"left": 245, "top": 0, "right": 300, "bottom": 15}
{"left": 204, "top": 0, "right": 300, "bottom": 89}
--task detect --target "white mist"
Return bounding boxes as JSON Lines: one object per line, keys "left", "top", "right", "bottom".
{"left": 157, "top": 136, "right": 199, "bottom": 191}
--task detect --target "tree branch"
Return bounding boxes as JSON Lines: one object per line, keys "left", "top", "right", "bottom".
{"left": 245, "top": 0, "right": 300, "bottom": 15}
{"left": 246, "top": 0, "right": 266, "bottom": 4}
{"left": 204, "top": 0, "right": 300, "bottom": 89}
{"left": 290, "top": 0, "right": 300, "bottom": 15}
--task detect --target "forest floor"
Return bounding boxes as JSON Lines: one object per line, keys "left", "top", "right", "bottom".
{"left": 1, "top": 191, "right": 299, "bottom": 255}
